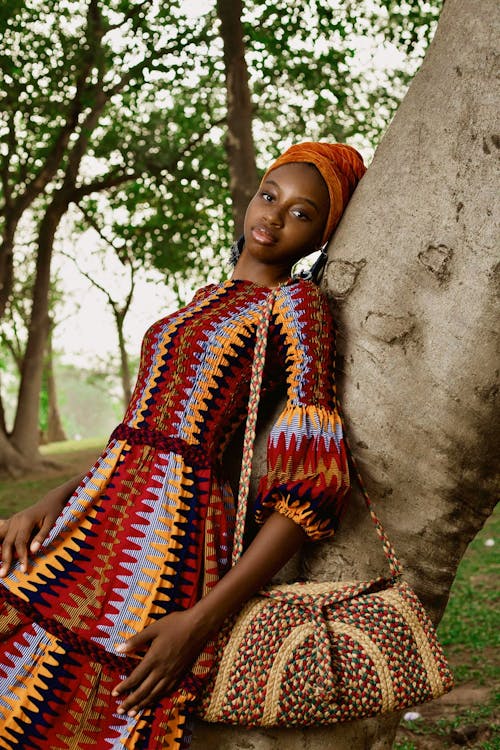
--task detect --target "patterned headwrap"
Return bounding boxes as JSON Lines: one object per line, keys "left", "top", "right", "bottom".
{"left": 261, "top": 141, "right": 367, "bottom": 246}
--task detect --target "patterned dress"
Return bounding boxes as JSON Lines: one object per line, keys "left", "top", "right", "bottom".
{"left": 0, "top": 278, "right": 350, "bottom": 749}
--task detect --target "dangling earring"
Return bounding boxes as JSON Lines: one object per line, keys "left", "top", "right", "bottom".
{"left": 296, "top": 242, "right": 329, "bottom": 283}
{"left": 229, "top": 235, "right": 245, "bottom": 267}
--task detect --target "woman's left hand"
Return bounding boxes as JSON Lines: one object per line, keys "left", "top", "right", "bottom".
{"left": 111, "top": 609, "right": 207, "bottom": 716}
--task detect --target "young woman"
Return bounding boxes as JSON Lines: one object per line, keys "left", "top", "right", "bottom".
{"left": 0, "top": 142, "right": 366, "bottom": 749}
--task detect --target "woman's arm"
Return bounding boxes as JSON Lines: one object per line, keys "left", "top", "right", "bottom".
{"left": 191, "top": 511, "right": 306, "bottom": 633}
{"left": 112, "top": 512, "right": 306, "bottom": 716}
{"left": 0, "top": 471, "right": 86, "bottom": 576}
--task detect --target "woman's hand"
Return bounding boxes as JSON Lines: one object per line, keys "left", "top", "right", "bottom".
{"left": 112, "top": 609, "right": 208, "bottom": 717}
{"left": 112, "top": 512, "right": 306, "bottom": 717}
{"left": 0, "top": 473, "right": 85, "bottom": 577}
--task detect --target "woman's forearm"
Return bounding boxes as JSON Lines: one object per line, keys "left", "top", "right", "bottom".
{"left": 189, "top": 511, "right": 306, "bottom": 638}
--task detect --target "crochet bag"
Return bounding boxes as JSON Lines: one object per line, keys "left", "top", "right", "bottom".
{"left": 196, "top": 288, "right": 453, "bottom": 727}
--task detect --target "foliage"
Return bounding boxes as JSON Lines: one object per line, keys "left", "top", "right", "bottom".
{"left": 0, "top": 0, "right": 443, "bottom": 463}
{"left": 0, "top": 0, "right": 444, "bottom": 289}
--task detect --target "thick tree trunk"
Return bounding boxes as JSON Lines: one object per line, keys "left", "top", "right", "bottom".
{"left": 216, "top": 0, "right": 259, "bottom": 235}
{"left": 10, "top": 196, "right": 66, "bottom": 460}
{"left": 194, "top": 0, "right": 498, "bottom": 746}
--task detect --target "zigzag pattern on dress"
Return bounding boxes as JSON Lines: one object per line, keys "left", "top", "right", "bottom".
{"left": 0, "top": 278, "right": 350, "bottom": 748}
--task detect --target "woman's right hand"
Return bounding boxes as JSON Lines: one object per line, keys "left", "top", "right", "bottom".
{"left": 0, "top": 472, "right": 85, "bottom": 577}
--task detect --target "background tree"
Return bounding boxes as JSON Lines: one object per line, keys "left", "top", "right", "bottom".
{"left": 0, "top": 0, "right": 442, "bottom": 474}
{"left": 194, "top": 0, "right": 498, "bottom": 746}
{"left": 0, "top": 0, "right": 222, "bottom": 472}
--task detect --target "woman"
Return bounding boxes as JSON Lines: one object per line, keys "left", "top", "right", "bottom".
{"left": 0, "top": 142, "right": 366, "bottom": 749}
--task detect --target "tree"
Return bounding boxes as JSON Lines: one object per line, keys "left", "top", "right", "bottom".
{"left": 193, "top": 0, "right": 498, "bottom": 746}
{"left": 0, "top": 0, "right": 222, "bottom": 472}
{"left": 216, "top": 0, "right": 259, "bottom": 235}
{"left": 0, "top": 0, "right": 442, "bottom": 473}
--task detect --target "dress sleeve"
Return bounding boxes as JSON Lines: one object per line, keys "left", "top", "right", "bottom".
{"left": 254, "top": 281, "right": 350, "bottom": 541}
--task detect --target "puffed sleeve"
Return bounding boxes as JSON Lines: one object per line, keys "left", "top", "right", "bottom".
{"left": 254, "top": 281, "right": 350, "bottom": 540}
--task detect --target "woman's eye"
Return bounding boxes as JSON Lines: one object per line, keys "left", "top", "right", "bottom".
{"left": 260, "top": 191, "right": 274, "bottom": 202}
{"left": 292, "top": 209, "right": 310, "bottom": 221}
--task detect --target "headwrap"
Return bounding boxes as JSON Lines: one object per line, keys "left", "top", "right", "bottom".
{"left": 261, "top": 141, "right": 366, "bottom": 246}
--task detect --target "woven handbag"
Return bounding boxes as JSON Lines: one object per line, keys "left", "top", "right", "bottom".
{"left": 196, "top": 288, "right": 454, "bottom": 727}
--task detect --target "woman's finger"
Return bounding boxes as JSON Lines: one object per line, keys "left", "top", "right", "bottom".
{"left": 0, "top": 532, "right": 14, "bottom": 576}
{"left": 0, "top": 519, "right": 8, "bottom": 540}
{"left": 30, "top": 515, "right": 56, "bottom": 553}
{"left": 116, "top": 672, "right": 168, "bottom": 716}
{"left": 14, "top": 528, "right": 31, "bottom": 573}
{"left": 112, "top": 653, "right": 153, "bottom": 697}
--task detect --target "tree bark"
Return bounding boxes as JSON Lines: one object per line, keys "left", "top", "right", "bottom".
{"left": 43, "top": 328, "right": 67, "bottom": 444}
{"left": 114, "top": 308, "right": 133, "bottom": 409}
{"left": 216, "top": 0, "right": 259, "bottom": 235}
{"left": 193, "top": 0, "right": 498, "bottom": 746}
{"left": 10, "top": 196, "right": 66, "bottom": 459}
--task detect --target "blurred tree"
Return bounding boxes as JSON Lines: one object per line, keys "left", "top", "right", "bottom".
{"left": 0, "top": 0, "right": 442, "bottom": 473}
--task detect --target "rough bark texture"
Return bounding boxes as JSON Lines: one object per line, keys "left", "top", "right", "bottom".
{"left": 216, "top": 0, "right": 259, "bottom": 235}
{"left": 193, "top": 0, "right": 498, "bottom": 746}
{"left": 10, "top": 196, "right": 64, "bottom": 458}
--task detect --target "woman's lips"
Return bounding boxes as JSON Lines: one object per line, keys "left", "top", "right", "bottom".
{"left": 251, "top": 225, "right": 277, "bottom": 245}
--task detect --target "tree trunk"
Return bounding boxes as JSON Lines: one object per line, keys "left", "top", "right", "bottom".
{"left": 43, "top": 329, "right": 67, "bottom": 444}
{"left": 193, "top": 0, "right": 498, "bottom": 746}
{"left": 216, "top": 0, "right": 259, "bottom": 235}
{"left": 0, "top": 224, "right": 15, "bottom": 321}
{"left": 114, "top": 308, "right": 132, "bottom": 409}
{"left": 10, "top": 196, "right": 66, "bottom": 461}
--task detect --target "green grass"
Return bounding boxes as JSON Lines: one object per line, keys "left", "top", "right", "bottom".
{"left": 395, "top": 507, "right": 499, "bottom": 749}
{"left": 40, "top": 436, "right": 107, "bottom": 456}
{"left": 0, "top": 438, "right": 105, "bottom": 516}
{"left": 438, "top": 508, "right": 499, "bottom": 682}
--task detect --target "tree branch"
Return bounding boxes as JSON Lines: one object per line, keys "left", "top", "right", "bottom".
{"left": 59, "top": 249, "right": 117, "bottom": 308}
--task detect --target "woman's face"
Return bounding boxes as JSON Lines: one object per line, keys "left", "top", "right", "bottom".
{"left": 242, "top": 162, "right": 329, "bottom": 272}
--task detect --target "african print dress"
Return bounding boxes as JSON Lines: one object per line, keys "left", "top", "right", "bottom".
{"left": 0, "top": 278, "right": 350, "bottom": 750}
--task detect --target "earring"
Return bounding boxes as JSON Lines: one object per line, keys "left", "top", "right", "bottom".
{"left": 229, "top": 235, "right": 245, "bottom": 267}
{"left": 295, "top": 242, "right": 329, "bottom": 282}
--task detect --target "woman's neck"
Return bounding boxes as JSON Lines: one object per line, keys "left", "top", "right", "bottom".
{"left": 231, "top": 256, "right": 292, "bottom": 288}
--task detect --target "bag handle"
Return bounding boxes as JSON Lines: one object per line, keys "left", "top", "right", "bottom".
{"left": 232, "top": 288, "right": 403, "bottom": 579}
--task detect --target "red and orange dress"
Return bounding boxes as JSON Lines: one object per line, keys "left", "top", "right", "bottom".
{"left": 0, "top": 278, "right": 349, "bottom": 749}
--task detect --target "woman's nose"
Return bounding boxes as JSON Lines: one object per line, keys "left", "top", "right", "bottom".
{"left": 264, "top": 203, "right": 283, "bottom": 227}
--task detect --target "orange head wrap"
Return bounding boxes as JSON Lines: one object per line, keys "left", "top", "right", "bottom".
{"left": 261, "top": 141, "right": 367, "bottom": 246}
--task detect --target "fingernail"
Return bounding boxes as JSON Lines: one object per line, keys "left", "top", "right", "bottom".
{"left": 127, "top": 709, "right": 136, "bottom": 717}
{"left": 116, "top": 644, "right": 126, "bottom": 653}
{"left": 31, "top": 541, "right": 40, "bottom": 552}
{"left": 117, "top": 708, "right": 125, "bottom": 715}
{"left": 20, "top": 564, "right": 26, "bottom": 573}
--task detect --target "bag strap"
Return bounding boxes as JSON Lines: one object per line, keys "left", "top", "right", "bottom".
{"left": 232, "top": 287, "right": 278, "bottom": 564}
{"left": 232, "top": 287, "right": 403, "bottom": 579}
{"left": 335, "top": 401, "right": 403, "bottom": 578}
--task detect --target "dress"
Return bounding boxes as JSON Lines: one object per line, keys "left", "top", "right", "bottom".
{"left": 0, "top": 278, "right": 350, "bottom": 749}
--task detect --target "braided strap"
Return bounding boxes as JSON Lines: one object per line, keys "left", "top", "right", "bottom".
{"left": 336, "top": 403, "right": 403, "bottom": 578}
{"left": 232, "top": 288, "right": 278, "bottom": 564}
{"left": 231, "top": 285, "right": 403, "bottom": 578}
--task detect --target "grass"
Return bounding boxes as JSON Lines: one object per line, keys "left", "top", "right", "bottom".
{"left": 394, "top": 507, "right": 499, "bottom": 749}
{"left": 1, "top": 441, "right": 498, "bottom": 748}
{"left": 0, "top": 438, "right": 105, "bottom": 517}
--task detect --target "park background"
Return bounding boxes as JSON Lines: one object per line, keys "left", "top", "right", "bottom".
{"left": 0, "top": 1, "right": 497, "bottom": 748}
